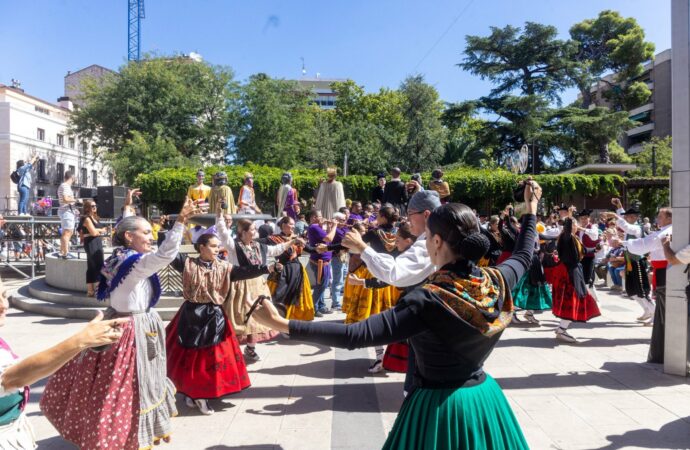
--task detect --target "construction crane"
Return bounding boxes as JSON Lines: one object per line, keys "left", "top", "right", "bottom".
{"left": 128, "top": 0, "right": 145, "bottom": 61}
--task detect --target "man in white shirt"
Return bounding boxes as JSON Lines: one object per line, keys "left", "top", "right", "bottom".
{"left": 619, "top": 207, "right": 672, "bottom": 364}
{"left": 56, "top": 172, "right": 77, "bottom": 259}
{"left": 341, "top": 190, "right": 440, "bottom": 288}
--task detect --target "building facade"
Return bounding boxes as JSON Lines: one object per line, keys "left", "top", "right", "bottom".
{"left": 296, "top": 77, "right": 345, "bottom": 110}
{"left": 64, "top": 64, "right": 116, "bottom": 108}
{"left": 0, "top": 84, "right": 109, "bottom": 215}
{"left": 589, "top": 49, "right": 672, "bottom": 154}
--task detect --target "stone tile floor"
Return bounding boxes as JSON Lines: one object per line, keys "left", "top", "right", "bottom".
{"left": 3, "top": 276, "right": 690, "bottom": 449}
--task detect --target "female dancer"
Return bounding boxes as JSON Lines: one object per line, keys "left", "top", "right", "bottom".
{"left": 166, "top": 233, "right": 276, "bottom": 415}
{"left": 479, "top": 215, "right": 503, "bottom": 267}
{"left": 551, "top": 217, "right": 601, "bottom": 343}
{"left": 40, "top": 196, "right": 197, "bottom": 449}
{"left": 216, "top": 213, "right": 295, "bottom": 361}
{"left": 276, "top": 172, "right": 299, "bottom": 220}
{"left": 342, "top": 206, "right": 401, "bottom": 373}
{"left": 0, "top": 279, "right": 125, "bottom": 450}
{"left": 264, "top": 216, "right": 315, "bottom": 321}
{"left": 77, "top": 199, "right": 109, "bottom": 297}
{"left": 249, "top": 180, "right": 541, "bottom": 450}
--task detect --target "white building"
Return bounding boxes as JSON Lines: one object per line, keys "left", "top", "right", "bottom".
{"left": 0, "top": 83, "right": 110, "bottom": 215}
{"left": 296, "top": 77, "right": 345, "bottom": 110}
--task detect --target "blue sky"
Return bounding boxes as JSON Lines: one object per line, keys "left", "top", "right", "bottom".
{"left": 1, "top": 0, "right": 671, "bottom": 106}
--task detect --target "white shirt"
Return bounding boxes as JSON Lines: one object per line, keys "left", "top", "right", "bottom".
{"left": 675, "top": 244, "right": 690, "bottom": 265}
{"left": 622, "top": 224, "right": 672, "bottom": 262}
{"left": 109, "top": 222, "right": 184, "bottom": 312}
{"left": 616, "top": 208, "right": 642, "bottom": 239}
{"left": 361, "top": 233, "right": 436, "bottom": 288}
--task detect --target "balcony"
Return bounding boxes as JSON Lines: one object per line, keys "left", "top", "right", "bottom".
{"left": 628, "top": 102, "right": 654, "bottom": 118}
{"left": 626, "top": 122, "right": 655, "bottom": 137}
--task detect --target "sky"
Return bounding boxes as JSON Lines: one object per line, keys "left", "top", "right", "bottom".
{"left": 1, "top": 0, "right": 672, "bottom": 106}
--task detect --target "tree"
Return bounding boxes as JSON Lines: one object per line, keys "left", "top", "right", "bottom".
{"left": 569, "top": 10, "right": 655, "bottom": 109}
{"left": 70, "top": 56, "right": 237, "bottom": 163}
{"left": 630, "top": 136, "right": 672, "bottom": 177}
{"left": 397, "top": 75, "right": 447, "bottom": 172}
{"left": 441, "top": 103, "right": 491, "bottom": 167}
{"left": 548, "top": 106, "right": 632, "bottom": 164}
{"left": 230, "top": 74, "right": 319, "bottom": 168}
{"left": 460, "top": 22, "right": 573, "bottom": 103}
{"left": 107, "top": 131, "right": 192, "bottom": 185}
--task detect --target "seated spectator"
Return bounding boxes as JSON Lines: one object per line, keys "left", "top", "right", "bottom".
{"left": 606, "top": 240, "right": 626, "bottom": 291}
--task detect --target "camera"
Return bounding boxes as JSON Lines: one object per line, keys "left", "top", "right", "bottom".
{"left": 512, "top": 183, "right": 526, "bottom": 203}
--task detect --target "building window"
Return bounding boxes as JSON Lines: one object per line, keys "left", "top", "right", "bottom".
{"left": 68, "top": 137, "right": 75, "bottom": 149}
{"left": 37, "top": 128, "right": 45, "bottom": 141}
{"left": 81, "top": 168, "right": 88, "bottom": 187}
{"left": 68, "top": 165, "right": 75, "bottom": 178}
{"left": 37, "top": 159, "right": 47, "bottom": 183}
{"left": 57, "top": 134, "right": 64, "bottom": 146}
{"left": 34, "top": 106, "right": 50, "bottom": 115}
{"left": 91, "top": 170, "right": 98, "bottom": 187}
{"left": 56, "top": 163, "right": 65, "bottom": 185}
{"left": 80, "top": 142, "right": 88, "bottom": 152}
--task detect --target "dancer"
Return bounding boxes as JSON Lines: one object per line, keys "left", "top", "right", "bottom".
{"left": 609, "top": 199, "right": 654, "bottom": 323}
{"left": 551, "top": 218, "right": 601, "bottom": 343}
{"left": 40, "top": 196, "right": 198, "bottom": 449}
{"left": 276, "top": 172, "right": 299, "bottom": 220}
{"left": 479, "top": 215, "right": 503, "bottom": 267}
{"left": 166, "top": 233, "right": 275, "bottom": 415}
{"left": 208, "top": 171, "right": 237, "bottom": 215}
{"left": 619, "top": 207, "right": 672, "bottom": 363}
{"left": 305, "top": 210, "right": 337, "bottom": 316}
{"left": 314, "top": 168, "right": 346, "bottom": 219}
{"left": 216, "top": 212, "right": 294, "bottom": 361}
{"left": 237, "top": 172, "right": 261, "bottom": 214}
{"left": 0, "top": 278, "right": 125, "bottom": 450}
{"left": 249, "top": 179, "right": 541, "bottom": 450}
{"left": 575, "top": 209, "right": 601, "bottom": 288}
{"left": 264, "top": 216, "right": 315, "bottom": 320}
{"left": 342, "top": 206, "right": 401, "bottom": 373}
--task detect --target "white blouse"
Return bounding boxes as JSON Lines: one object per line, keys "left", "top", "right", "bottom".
{"left": 109, "top": 222, "right": 184, "bottom": 312}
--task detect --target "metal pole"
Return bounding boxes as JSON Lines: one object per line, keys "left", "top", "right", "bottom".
{"left": 652, "top": 145, "right": 657, "bottom": 176}
{"left": 666, "top": 0, "right": 690, "bottom": 376}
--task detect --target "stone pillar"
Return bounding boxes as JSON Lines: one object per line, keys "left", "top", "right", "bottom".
{"left": 667, "top": 0, "right": 690, "bottom": 376}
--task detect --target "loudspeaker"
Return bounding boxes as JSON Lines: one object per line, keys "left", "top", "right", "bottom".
{"left": 79, "top": 187, "right": 97, "bottom": 199}
{"left": 97, "top": 186, "right": 127, "bottom": 218}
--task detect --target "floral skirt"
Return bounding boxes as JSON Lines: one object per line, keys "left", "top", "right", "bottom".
{"left": 344, "top": 266, "right": 400, "bottom": 324}
{"left": 40, "top": 309, "right": 177, "bottom": 450}
{"left": 166, "top": 304, "right": 250, "bottom": 400}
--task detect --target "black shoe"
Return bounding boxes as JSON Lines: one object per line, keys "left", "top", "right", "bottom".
{"left": 314, "top": 311, "right": 324, "bottom": 318}
{"left": 320, "top": 308, "right": 334, "bottom": 315}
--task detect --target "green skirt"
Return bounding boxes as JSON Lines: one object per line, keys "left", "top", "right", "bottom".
{"left": 383, "top": 375, "right": 529, "bottom": 450}
{"left": 512, "top": 273, "right": 552, "bottom": 311}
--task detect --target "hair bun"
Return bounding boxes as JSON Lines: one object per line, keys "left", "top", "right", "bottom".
{"left": 459, "top": 232, "right": 490, "bottom": 262}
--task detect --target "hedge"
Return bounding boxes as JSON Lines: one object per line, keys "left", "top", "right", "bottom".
{"left": 136, "top": 164, "right": 636, "bottom": 215}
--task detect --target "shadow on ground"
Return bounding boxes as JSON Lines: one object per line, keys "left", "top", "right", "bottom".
{"left": 592, "top": 416, "right": 690, "bottom": 449}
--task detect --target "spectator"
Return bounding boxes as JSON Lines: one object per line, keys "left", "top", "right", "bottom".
{"left": 294, "top": 214, "right": 307, "bottom": 237}
{"left": 15, "top": 156, "right": 38, "bottom": 215}
{"left": 383, "top": 168, "right": 408, "bottom": 216}
{"left": 56, "top": 171, "right": 77, "bottom": 259}
{"left": 77, "top": 200, "right": 108, "bottom": 297}
{"left": 605, "top": 238, "right": 626, "bottom": 291}
{"left": 370, "top": 173, "right": 386, "bottom": 204}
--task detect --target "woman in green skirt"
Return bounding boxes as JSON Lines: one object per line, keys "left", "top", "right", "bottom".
{"left": 249, "top": 180, "right": 541, "bottom": 450}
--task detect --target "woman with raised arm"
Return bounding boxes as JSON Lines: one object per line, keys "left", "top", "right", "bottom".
{"left": 40, "top": 196, "right": 199, "bottom": 450}
{"left": 248, "top": 180, "right": 541, "bottom": 450}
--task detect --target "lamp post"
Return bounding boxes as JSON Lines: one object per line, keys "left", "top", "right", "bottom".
{"left": 651, "top": 144, "right": 657, "bottom": 176}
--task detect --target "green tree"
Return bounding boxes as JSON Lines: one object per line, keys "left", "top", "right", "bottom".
{"left": 107, "top": 131, "right": 192, "bottom": 185}
{"left": 230, "top": 74, "right": 319, "bottom": 168}
{"left": 70, "top": 56, "right": 237, "bottom": 162}
{"left": 397, "top": 75, "right": 447, "bottom": 172}
{"left": 441, "top": 103, "right": 491, "bottom": 167}
{"left": 630, "top": 136, "right": 672, "bottom": 177}
{"left": 461, "top": 22, "right": 573, "bottom": 103}
{"left": 569, "top": 10, "right": 655, "bottom": 109}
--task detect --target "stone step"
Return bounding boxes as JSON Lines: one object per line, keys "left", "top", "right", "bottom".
{"left": 9, "top": 289, "right": 178, "bottom": 321}
{"left": 26, "top": 278, "right": 183, "bottom": 308}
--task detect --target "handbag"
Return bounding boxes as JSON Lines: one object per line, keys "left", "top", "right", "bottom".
{"left": 177, "top": 302, "right": 226, "bottom": 349}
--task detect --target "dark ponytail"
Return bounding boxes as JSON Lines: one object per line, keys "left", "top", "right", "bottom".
{"left": 378, "top": 206, "right": 400, "bottom": 226}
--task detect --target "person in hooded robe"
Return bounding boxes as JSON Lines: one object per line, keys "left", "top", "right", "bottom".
{"left": 276, "top": 173, "right": 299, "bottom": 220}
{"left": 314, "top": 168, "right": 346, "bottom": 220}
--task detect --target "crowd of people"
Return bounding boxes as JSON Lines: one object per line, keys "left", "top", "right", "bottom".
{"left": 0, "top": 163, "right": 689, "bottom": 449}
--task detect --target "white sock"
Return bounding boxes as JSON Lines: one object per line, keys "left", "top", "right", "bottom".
{"left": 375, "top": 346, "right": 384, "bottom": 360}
{"left": 559, "top": 319, "right": 571, "bottom": 330}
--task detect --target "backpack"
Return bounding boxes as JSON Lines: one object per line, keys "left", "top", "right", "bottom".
{"left": 10, "top": 171, "right": 19, "bottom": 184}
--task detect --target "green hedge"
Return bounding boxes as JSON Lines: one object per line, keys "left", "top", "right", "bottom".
{"left": 136, "top": 164, "right": 631, "bottom": 215}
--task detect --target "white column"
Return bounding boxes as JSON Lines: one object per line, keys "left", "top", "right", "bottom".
{"left": 667, "top": 0, "right": 690, "bottom": 376}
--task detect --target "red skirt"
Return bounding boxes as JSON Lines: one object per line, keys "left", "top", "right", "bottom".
{"left": 166, "top": 307, "right": 251, "bottom": 400}
{"left": 382, "top": 342, "right": 409, "bottom": 373}
{"left": 543, "top": 265, "right": 558, "bottom": 286}
{"left": 551, "top": 263, "right": 601, "bottom": 322}
{"left": 496, "top": 251, "right": 512, "bottom": 265}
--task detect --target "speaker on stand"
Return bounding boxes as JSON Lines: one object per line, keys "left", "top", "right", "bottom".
{"left": 97, "top": 186, "right": 127, "bottom": 218}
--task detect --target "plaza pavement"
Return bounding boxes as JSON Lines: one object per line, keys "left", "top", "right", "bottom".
{"left": 3, "top": 275, "right": 690, "bottom": 450}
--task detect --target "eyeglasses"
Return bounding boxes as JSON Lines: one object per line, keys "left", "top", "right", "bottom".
{"left": 408, "top": 211, "right": 423, "bottom": 217}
